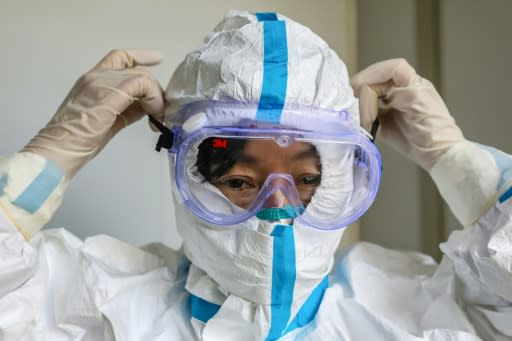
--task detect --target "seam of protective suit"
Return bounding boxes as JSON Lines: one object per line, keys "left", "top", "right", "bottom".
{"left": 0, "top": 152, "right": 67, "bottom": 239}
{"left": 0, "top": 199, "right": 30, "bottom": 239}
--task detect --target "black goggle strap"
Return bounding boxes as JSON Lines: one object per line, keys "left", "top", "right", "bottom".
{"left": 148, "top": 114, "right": 174, "bottom": 152}
{"left": 370, "top": 119, "right": 379, "bottom": 143}
{"left": 148, "top": 113, "right": 379, "bottom": 149}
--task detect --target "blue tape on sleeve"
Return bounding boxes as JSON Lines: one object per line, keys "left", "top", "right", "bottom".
{"left": 499, "top": 187, "right": 512, "bottom": 204}
{"left": 0, "top": 175, "right": 7, "bottom": 195}
{"left": 476, "top": 144, "right": 512, "bottom": 204}
{"left": 478, "top": 144, "right": 512, "bottom": 189}
{"left": 12, "top": 160, "right": 63, "bottom": 213}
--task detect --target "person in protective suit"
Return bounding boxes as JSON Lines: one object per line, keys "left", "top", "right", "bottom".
{"left": 1, "top": 10, "right": 511, "bottom": 341}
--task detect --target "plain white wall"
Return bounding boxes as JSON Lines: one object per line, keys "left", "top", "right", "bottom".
{"left": 1, "top": 0, "right": 356, "bottom": 249}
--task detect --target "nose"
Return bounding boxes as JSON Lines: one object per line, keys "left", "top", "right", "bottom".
{"left": 263, "top": 189, "right": 289, "bottom": 208}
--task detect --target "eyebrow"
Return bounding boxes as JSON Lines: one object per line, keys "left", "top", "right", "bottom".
{"left": 237, "top": 154, "right": 259, "bottom": 165}
{"left": 291, "top": 145, "right": 320, "bottom": 161}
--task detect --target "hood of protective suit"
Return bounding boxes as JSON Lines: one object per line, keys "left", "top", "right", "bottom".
{"left": 165, "top": 10, "right": 359, "bottom": 340}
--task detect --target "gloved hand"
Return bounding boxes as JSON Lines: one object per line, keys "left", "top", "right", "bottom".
{"left": 350, "top": 58, "right": 465, "bottom": 171}
{"left": 22, "top": 49, "right": 165, "bottom": 179}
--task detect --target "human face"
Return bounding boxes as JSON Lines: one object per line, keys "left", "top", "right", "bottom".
{"left": 211, "top": 139, "right": 321, "bottom": 209}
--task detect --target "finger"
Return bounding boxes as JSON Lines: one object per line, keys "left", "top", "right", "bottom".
{"left": 351, "top": 58, "right": 416, "bottom": 93}
{"left": 355, "top": 80, "right": 394, "bottom": 98}
{"left": 146, "top": 87, "right": 166, "bottom": 133}
{"left": 358, "top": 84, "right": 379, "bottom": 131}
{"left": 120, "top": 70, "right": 165, "bottom": 116}
{"left": 110, "top": 102, "right": 146, "bottom": 136}
{"left": 148, "top": 111, "right": 166, "bottom": 132}
{"left": 359, "top": 91, "right": 401, "bottom": 134}
{"left": 375, "top": 107, "right": 405, "bottom": 144}
{"left": 93, "top": 49, "right": 163, "bottom": 71}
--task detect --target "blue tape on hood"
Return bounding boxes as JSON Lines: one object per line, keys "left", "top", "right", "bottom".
{"left": 256, "top": 12, "right": 278, "bottom": 21}
{"left": 255, "top": 12, "right": 288, "bottom": 124}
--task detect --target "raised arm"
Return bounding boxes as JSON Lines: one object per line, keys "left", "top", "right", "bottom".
{"left": 351, "top": 59, "right": 512, "bottom": 338}
{"left": 0, "top": 49, "right": 165, "bottom": 239}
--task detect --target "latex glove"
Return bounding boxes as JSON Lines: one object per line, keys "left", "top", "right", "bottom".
{"left": 350, "top": 58, "right": 465, "bottom": 171}
{"left": 22, "top": 49, "right": 165, "bottom": 179}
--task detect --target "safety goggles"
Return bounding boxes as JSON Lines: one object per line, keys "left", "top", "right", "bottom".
{"left": 151, "top": 101, "right": 382, "bottom": 230}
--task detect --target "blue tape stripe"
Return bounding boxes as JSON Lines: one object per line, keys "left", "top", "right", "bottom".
{"left": 190, "top": 294, "right": 221, "bottom": 323}
{"left": 283, "top": 276, "right": 329, "bottom": 335}
{"left": 499, "top": 187, "right": 512, "bottom": 203}
{"left": 266, "top": 224, "right": 296, "bottom": 341}
{"left": 477, "top": 143, "right": 512, "bottom": 189}
{"left": 12, "top": 160, "right": 63, "bottom": 213}
{"left": 255, "top": 13, "right": 288, "bottom": 124}
{"left": 256, "top": 12, "right": 278, "bottom": 21}
{"left": 0, "top": 174, "right": 7, "bottom": 195}
{"left": 475, "top": 144, "right": 512, "bottom": 204}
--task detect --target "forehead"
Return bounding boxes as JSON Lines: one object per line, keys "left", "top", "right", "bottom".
{"left": 244, "top": 138, "right": 308, "bottom": 151}
{"left": 240, "top": 139, "right": 319, "bottom": 164}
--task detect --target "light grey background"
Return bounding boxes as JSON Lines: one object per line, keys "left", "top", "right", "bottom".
{"left": 440, "top": 0, "right": 512, "bottom": 238}
{"left": 1, "top": 0, "right": 356, "bottom": 250}
{"left": 357, "top": 0, "right": 422, "bottom": 252}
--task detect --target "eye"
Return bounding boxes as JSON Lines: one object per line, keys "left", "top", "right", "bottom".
{"left": 299, "top": 174, "right": 321, "bottom": 186}
{"left": 216, "top": 177, "right": 255, "bottom": 191}
{"left": 225, "top": 178, "right": 246, "bottom": 189}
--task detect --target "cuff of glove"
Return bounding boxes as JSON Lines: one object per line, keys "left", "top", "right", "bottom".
{"left": 0, "top": 152, "right": 68, "bottom": 239}
{"left": 430, "top": 141, "right": 512, "bottom": 227}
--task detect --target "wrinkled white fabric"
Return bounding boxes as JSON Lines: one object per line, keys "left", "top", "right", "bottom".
{"left": 0, "top": 142, "right": 508, "bottom": 341}
{"left": 1, "top": 175, "right": 512, "bottom": 340}
{"left": 165, "top": 11, "right": 358, "bottom": 124}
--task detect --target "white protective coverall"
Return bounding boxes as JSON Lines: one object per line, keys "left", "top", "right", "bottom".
{"left": 1, "top": 10, "right": 512, "bottom": 341}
